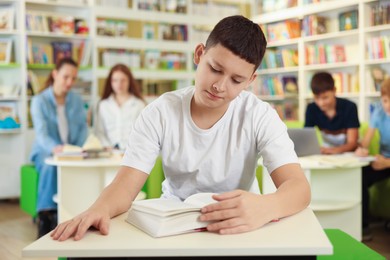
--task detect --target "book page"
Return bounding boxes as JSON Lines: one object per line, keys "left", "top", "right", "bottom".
{"left": 184, "top": 192, "right": 217, "bottom": 208}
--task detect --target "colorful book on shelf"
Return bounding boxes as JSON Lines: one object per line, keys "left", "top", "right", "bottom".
{"left": 0, "top": 6, "right": 14, "bottom": 31}
{"left": 0, "top": 102, "right": 20, "bottom": 130}
{"left": 339, "top": 10, "right": 358, "bottom": 31}
{"left": 282, "top": 76, "right": 298, "bottom": 94}
{"left": 0, "top": 38, "right": 12, "bottom": 64}
{"left": 48, "top": 15, "right": 75, "bottom": 35}
{"left": 126, "top": 192, "right": 217, "bottom": 238}
{"left": 51, "top": 41, "right": 72, "bottom": 64}
{"left": 302, "top": 15, "right": 327, "bottom": 36}
{"left": 266, "top": 19, "right": 301, "bottom": 42}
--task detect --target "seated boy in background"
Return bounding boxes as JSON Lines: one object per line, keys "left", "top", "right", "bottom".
{"left": 355, "top": 78, "right": 390, "bottom": 241}
{"left": 305, "top": 72, "right": 360, "bottom": 154}
{"left": 51, "top": 15, "right": 311, "bottom": 241}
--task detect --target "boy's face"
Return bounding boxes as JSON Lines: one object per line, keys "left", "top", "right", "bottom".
{"left": 381, "top": 95, "right": 390, "bottom": 116}
{"left": 193, "top": 43, "right": 256, "bottom": 110}
{"left": 313, "top": 90, "right": 336, "bottom": 112}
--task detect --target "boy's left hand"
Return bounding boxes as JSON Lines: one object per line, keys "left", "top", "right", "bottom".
{"left": 372, "top": 155, "right": 390, "bottom": 170}
{"left": 199, "top": 190, "right": 275, "bottom": 234}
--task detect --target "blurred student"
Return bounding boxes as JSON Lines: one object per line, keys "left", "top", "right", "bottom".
{"left": 30, "top": 58, "right": 88, "bottom": 238}
{"left": 355, "top": 78, "right": 390, "bottom": 241}
{"left": 52, "top": 15, "right": 310, "bottom": 241}
{"left": 305, "top": 71, "right": 360, "bottom": 154}
{"left": 95, "top": 64, "right": 146, "bottom": 150}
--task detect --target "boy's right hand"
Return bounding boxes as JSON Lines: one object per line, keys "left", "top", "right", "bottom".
{"left": 50, "top": 207, "right": 111, "bottom": 241}
{"left": 355, "top": 147, "right": 369, "bottom": 157}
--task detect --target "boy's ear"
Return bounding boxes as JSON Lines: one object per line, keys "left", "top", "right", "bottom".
{"left": 193, "top": 44, "right": 205, "bottom": 65}
{"left": 244, "top": 73, "right": 257, "bottom": 90}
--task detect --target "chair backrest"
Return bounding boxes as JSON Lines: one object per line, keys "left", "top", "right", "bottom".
{"left": 359, "top": 122, "right": 380, "bottom": 155}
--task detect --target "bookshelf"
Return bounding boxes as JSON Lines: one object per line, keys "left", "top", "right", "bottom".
{"left": 0, "top": 0, "right": 253, "bottom": 199}
{"left": 252, "top": 0, "right": 388, "bottom": 123}
{"left": 93, "top": 0, "right": 253, "bottom": 99}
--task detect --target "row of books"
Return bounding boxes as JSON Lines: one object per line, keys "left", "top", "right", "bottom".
{"left": 365, "top": 67, "right": 389, "bottom": 93}
{"left": 265, "top": 19, "right": 301, "bottom": 42}
{"left": 27, "top": 70, "right": 92, "bottom": 97}
{"left": 370, "top": 3, "right": 390, "bottom": 26}
{"left": 301, "top": 15, "right": 327, "bottom": 36}
{"left": 366, "top": 36, "right": 390, "bottom": 60}
{"left": 142, "top": 23, "right": 188, "bottom": 42}
{"left": 141, "top": 80, "right": 175, "bottom": 96}
{"left": 258, "top": 76, "right": 299, "bottom": 96}
{"left": 272, "top": 102, "right": 299, "bottom": 121}
{"left": 264, "top": 10, "right": 357, "bottom": 42}
{"left": 26, "top": 11, "right": 89, "bottom": 35}
{"left": 331, "top": 72, "right": 359, "bottom": 94}
{"left": 26, "top": 40, "right": 91, "bottom": 67}
{"left": 260, "top": 49, "right": 298, "bottom": 69}
{"left": 192, "top": 2, "right": 240, "bottom": 17}
{"left": 260, "top": 0, "right": 297, "bottom": 14}
{"left": 96, "top": 18, "right": 128, "bottom": 37}
{"left": 101, "top": 49, "right": 187, "bottom": 71}
{"left": 305, "top": 44, "right": 346, "bottom": 65}
{"left": 138, "top": 0, "right": 187, "bottom": 14}
{"left": 95, "top": 0, "right": 127, "bottom": 7}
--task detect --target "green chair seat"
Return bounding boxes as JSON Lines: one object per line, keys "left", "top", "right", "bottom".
{"left": 20, "top": 164, "right": 39, "bottom": 218}
{"left": 318, "top": 229, "right": 385, "bottom": 260}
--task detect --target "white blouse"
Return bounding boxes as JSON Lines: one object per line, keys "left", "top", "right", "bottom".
{"left": 95, "top": 94, "right": 146, "bottom": 150}
{"left": 57, "top": 104, "right": 68, "bottom": 144}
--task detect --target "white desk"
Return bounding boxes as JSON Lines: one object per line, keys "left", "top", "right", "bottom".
{"left": 22, "top": 208, "right": 332, "bottom": 259}
{"left": 261, "top": 154, "right": 368, "bottom": 241}
{"left": 45, "top": 157, "right": 145, "bottom": 223}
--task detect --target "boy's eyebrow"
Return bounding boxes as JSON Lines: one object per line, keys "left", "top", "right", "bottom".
{"left": 211, "top": 60, "right": 248, "bottom": 80}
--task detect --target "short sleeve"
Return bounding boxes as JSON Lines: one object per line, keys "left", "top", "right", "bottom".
{"left": 345, "top": 102, "right": 360, "bottom": 128}
{"left": 304, "top": 103, "right": 316, "bottom": 127}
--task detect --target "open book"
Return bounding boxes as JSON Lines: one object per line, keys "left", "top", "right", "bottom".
{"left": 54, "top": 134, "right": 108, "bottom": 160}
{"left": 126, "top": 193, "right": 217, "bottom": 238}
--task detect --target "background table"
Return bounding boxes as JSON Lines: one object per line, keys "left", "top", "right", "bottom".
{"left": 45, "top": 157, "right": 145, "bottom": 222}
{"left": 261, "top": 154, "right": 368, "bottom": 241}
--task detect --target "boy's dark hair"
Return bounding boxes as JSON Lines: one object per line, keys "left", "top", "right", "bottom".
{"left": 205, "top": 15, "right": 267, "bottom": 71}
{"left": 310, "top": 72, "right": 335, "bottom": 95}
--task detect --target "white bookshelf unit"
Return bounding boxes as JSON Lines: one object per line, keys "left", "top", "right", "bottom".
{"left": 0, "top": 0, "right": 253, "bottom": 198}
{"left": 252, "top": 0, "right": 387, "bottom": 122}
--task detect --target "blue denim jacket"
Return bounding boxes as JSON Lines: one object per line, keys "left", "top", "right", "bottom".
{"left": 30, "top": 87, "right": 88, "bottom": 161}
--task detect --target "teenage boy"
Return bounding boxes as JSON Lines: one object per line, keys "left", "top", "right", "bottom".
{"left": 356, "top": 78, "right": 390, "bottom": 240}
{"left": 52, "top": 15, "right": 311, "bottom": 241}
{"left": 305, "top": 72, "right": 360, "bottom": 154}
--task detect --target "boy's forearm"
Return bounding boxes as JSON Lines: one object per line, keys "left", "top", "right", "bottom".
{"left": 89, "top": 167, "right": 148, "bottom": 218}
{"left": 272, "top": 177, "right": 311, "bottom": 219}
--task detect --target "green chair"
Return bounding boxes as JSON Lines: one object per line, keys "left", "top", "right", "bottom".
{"left": 143, "top": 156, "right": 165, "bottom": 198}
{"left": 20, "top": 164, "right": 39, "bottom": 219}
{"left": 359, "top": 122, "right": 390, "bottom": 222}
{"left": 318, "top": 229, "right": 385, "bottom": 259}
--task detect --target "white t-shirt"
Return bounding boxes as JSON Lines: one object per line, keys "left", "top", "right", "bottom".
{"left": 95, "top": 95, "right": 146, "bottom": 150}
{"left": 122, "top": 86, "right": 298, "bottom": 200}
